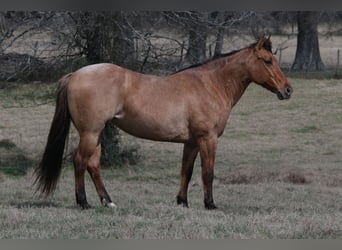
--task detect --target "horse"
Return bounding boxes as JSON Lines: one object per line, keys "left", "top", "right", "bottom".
{"left": 34, "top": 37, "right": 293, "bottom": 210}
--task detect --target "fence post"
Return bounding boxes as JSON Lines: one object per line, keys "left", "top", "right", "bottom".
{"left": 335, "top": 49, "right": 340, "bottom": 77}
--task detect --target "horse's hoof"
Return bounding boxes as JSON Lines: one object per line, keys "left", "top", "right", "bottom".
{"left": 101, "top": 198, "right": 117, "bottom": 208}
{"left": 80, "top": 203, "right": 91, "bottom": 209}
{"left": 176, "top": 195, "right": 189, "bottom": 208}
{"left": 205, "top": 203, "right": 218, "bottom": 210}
{"left": 77, "top": 199, "right": 91, "bottom": 209}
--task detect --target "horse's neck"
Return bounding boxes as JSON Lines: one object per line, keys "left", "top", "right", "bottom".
{"left": 217, "top": 53, "right": 252, "bottom": 107}
{"left": 228, "top": 78, "right": 250, "bottom": 107}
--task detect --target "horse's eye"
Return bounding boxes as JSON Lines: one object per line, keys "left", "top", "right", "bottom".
{"left": 264, "top": 59, "right": 272, "bottom": 65}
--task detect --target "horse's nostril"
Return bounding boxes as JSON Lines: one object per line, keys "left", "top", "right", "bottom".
{"left": 285, "top": 87, "right": 292, "bottom": 95}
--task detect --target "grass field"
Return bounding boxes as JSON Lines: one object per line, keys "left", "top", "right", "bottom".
{"left": 0, "top": 77, "right": 342, "bottom": 239}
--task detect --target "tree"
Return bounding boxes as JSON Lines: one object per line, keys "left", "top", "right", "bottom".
{"left": 68, "top": 11, "right": 136, "bottom": 68}
{"left": 0, "top": 11, "right": 60, "bottom": 81}
{"left": 185, "top": 11, "right": 209, "bottom": 64}
{"left": 66, "top": 11, "right": 140, "bottom": 166}
{"left": 213, "top": 11, "right": 225, "bottom": 57}
{"left": 211, "top": 11, "right": 255, "bottom": 56}
{"left": 162, "top": 11, "right": 256, "bottom": 68}
{"left": 291, "top": 11, "right": 325, "bottom": 71}
{"left": 184, "top": 11, "right": 255, "bottom": 64}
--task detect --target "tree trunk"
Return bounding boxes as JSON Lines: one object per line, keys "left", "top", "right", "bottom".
{"left": 111, "top": 12, "right": 136, "bottom": 69}
{"left": 214, "top": 12, "right": 225, "bottom": 57}
{"left": 185, "top": 12, "right": 208, "bottom": 65}
{"left": 291, "top": 11, "right": 325, "bottom": 71}
{"left": 85, "top": 13, "right": 103, "bottom": 64}
{"left": 74, "top": 12, "right": 135, "bottom": 68}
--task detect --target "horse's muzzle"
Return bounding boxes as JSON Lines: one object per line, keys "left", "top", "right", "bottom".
{"left": 277, "top": 86, "right": 293, "bottom": 100}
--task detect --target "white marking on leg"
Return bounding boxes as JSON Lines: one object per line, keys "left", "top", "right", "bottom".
{"left": 107, "top": 202, "right": 117, "bottom": 208}
{"left": 102, "top": 198, "right": 117, "bottom": 208}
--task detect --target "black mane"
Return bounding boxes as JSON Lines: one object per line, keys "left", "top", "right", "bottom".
{"left": 173, "top": 38, "right": 272, "bottom": 74}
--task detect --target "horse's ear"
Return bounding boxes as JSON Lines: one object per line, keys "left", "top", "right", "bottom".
{"left": 255, "top": 37, "right": 267, "bottom": 51}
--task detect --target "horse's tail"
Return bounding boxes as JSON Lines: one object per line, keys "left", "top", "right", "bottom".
{"left": 34, "top": 73, "right": 73, "bottom": 196}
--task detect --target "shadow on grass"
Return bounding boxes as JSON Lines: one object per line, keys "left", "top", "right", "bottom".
{"left": 217, "top": 170, "right": 309, "bottom": 185}
{"left": 0, "top": 139, "right": 35, "bottom": 176}
{"left": 10, "top": 200, "right": 60, "bottom": 209}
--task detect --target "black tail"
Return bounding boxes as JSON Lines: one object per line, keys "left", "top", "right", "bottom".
{"left": 34, "top": 73, "right": 72, "bottom": 196}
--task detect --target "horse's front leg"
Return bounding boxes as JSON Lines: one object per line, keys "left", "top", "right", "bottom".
{"left": 177, "top": 143, "right": 199, "bottom": 207}
{"left": 197, "top": 134, "right": 218, "bottom": 209}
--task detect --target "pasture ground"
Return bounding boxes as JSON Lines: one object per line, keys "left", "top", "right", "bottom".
{"left": 0, "top": 78, "right": 342, "bottom": 238}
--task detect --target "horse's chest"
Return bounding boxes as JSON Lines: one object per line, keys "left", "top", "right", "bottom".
{"left": 190, "top": 108, "right": 230, "bottom": 138}
{"left": 215, "top": 113, "right": 230, "bottom": 135}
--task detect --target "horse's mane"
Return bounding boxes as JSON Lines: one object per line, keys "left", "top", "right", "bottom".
{"left": 173, "top": 38, "right": 272, "bottom": 74}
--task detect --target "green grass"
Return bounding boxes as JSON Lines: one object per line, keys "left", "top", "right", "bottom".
{"left": 0, "top": 82, "right": 55, "bottom": 108}
{"left": 0, "top": 139, "right": 35, "bottom": 176}
{"left": 1, "top": 78, "right": 342, "bottom": 238}
{"left": 291, "top": 125, "right": 320, "bottom": 133}
{"left": 0, "top": 139, "right": 16, "bottom": 150}
{"left": 1, "top": 171, "right": 342, "bottom": 239}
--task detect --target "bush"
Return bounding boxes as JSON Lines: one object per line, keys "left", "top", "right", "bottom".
{"left": 100, "top": 122, "right": 141, "bottom": 168}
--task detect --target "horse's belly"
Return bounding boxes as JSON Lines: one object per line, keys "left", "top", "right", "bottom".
{"left": 113, "top": 115, "right": 190, "bottom": 143}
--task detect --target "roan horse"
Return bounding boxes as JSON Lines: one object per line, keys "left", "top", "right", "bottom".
{"left": 34, "top": 37, "right": 293, "bottom": 209}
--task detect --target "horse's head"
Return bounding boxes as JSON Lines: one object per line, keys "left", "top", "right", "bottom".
{"left": 248, "top": 37, "right": 293, "bottom": 100}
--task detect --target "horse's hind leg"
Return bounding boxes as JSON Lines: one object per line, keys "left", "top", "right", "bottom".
{"left": 74, "top": 132, "right": 114, "bottom": 209}
{"left": 87, "top": 143, "right": 116, "bottom": 208}
{"left": 74, "top": 144, "right": 91, "bottom": 209}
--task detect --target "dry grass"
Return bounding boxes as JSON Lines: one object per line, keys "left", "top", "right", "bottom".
{"left": 0, "top": 78, "right": 342, "bottom": 238}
